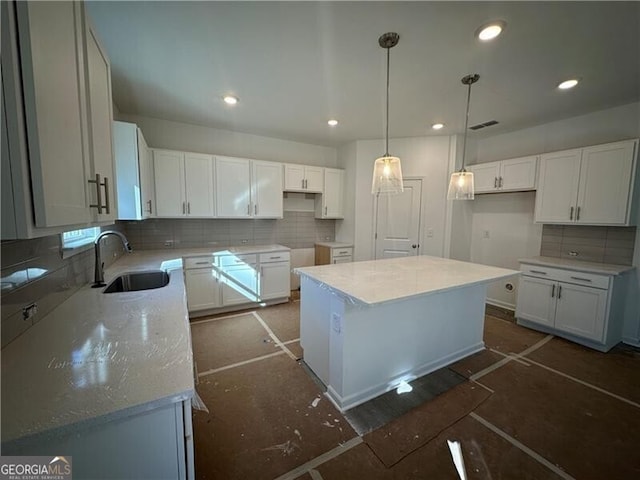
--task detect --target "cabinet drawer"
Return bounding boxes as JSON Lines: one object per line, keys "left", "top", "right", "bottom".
{"left": 259, "top": 251, "right": 290, "bottom": 263}
{"left": 219, "top": 254, "right": 257, "bottom": 267}
{"left": 332, "top": 247, "right": 353, "bottom": 258}
{"left": 184, "top": 256, "right": 216, "bottom": 269}
{"left": 556, "top": 270, "right": 610, "bottom": 290}
{"left": 521, "top": 264, "right": 610, "bottom": 289}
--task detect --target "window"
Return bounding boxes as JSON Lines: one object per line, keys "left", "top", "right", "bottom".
{"left": 61, "top": 226, "right": 101, "bottom": 257}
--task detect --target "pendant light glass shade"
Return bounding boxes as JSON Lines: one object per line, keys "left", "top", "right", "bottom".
{"left": 447, "top": 170, "right": 474, "bottom": 200}
{"left": 448, "top": 73, "right": 480, "bottom": 200}
{"left": 371, "top": 32, "right": 404, "bottom": 195}
{"left": 372, "top": 155, "right": 403, "bottom": 194}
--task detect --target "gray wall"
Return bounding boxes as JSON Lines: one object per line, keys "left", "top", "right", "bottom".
{"left": 1, "top": 224, "right": 127, "bottom": 348}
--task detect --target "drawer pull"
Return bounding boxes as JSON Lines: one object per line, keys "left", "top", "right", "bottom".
{"left": 269, "top": 256, "right": 282, "bottom": 260}
{"left": 529, "top": 270, "right": 548, "bottom": 275}
{"left": 337, "top": 251, "right": 349, "bottom": 255}
{"left": 557, "top": 285, "right": 562, "bottom": 299}
{"left": 195, "top": 261, "right": 210, "bottom": 265}
{"left": 570, "top": 276, "right": 592, "bottom": 283}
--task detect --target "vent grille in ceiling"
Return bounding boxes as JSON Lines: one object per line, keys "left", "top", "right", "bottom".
{"left": 469, "top": 120, "right": 499, "bottom": 131}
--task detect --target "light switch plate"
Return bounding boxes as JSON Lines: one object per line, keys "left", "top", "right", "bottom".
{"left": 331, "top": 312, "right": 341, "bottom": 334}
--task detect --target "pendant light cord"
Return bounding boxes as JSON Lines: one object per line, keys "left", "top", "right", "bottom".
{"left": 385, "top": 46, "right": 390, "bottom": 156}
{"left": 460, "top": 81, "right": 472, "bottom": 171}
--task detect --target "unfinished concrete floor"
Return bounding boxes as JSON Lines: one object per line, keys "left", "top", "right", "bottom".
{"left": 190, "top": 301, "right": 640, "bottom": 479}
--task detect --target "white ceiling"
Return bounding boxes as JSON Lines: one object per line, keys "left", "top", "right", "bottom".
{"left": 88, "top": 1, "right": 640, "bottom": 148}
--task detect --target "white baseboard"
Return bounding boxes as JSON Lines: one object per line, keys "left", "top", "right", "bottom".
{"left": 486, "top": 298, "right": 515, "bottom": 311}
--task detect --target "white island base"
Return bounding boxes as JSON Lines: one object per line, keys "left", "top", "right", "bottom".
{"left": 300, "top": 275, "right": 488, "bottom": 412}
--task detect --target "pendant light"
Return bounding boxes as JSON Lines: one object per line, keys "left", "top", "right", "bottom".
{"left": 447, "top": 74, "right": 480, "bottom": 200}
{"left": 371, "top": 32, "right": 404, "bottom": 195}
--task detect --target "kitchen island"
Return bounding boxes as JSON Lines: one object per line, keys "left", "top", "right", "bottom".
{"left": 295, "top": 256, "right": 518, "bottom": 411}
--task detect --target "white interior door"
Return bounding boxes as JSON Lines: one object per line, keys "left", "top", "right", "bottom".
{"left": 374, "top": 178, "right": 422, "bottom": 259}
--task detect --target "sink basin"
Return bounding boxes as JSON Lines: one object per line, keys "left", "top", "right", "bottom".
{"left": 103, "top": 270, "right": 170, "bottom": 293}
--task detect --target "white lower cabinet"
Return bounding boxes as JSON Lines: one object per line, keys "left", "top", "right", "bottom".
{"left": 259, "top": 252, "right": 291, "bottom": 300}
{"left": 220, "top": 254, "right": 259, "bottom": 306}
{"left": 5, "top": 399, "right": 194, "bottom": 480}
{"left": 516, "top": 263, "right": 626, "bottom": 351}
{"left": 184, "top": 248, "right": 290, "bottom": 316}
{"left": 185, "top": 268, "right": 221, "bottom": 312}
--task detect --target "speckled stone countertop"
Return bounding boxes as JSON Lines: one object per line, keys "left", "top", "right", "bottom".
{"left": 295, "top": 255, "right": 518, "bottom": 306}
{"left": 519, "top": 256, "right": 635, "bottom": 275}
{"left": 0, "top": 249, "right": 202, "bottom": 446}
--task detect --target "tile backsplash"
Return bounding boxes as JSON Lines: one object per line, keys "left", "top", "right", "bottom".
{"left": 120, "top": 211, "right": 336, "bottom": 250}
{"left": 540, "top": 225, "right": 636, "bottom": 265}
{"left": 1, "top": 224, "right": 127, "bottom": 348}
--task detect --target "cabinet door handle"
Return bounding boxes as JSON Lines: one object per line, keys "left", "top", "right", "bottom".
{"left": 103, "top": 177, "right": 111, "bottom": 214}
{"left": 530, "top": 270, "right": 548, "bottom": 275}
{"left": 576, "top": 206, "right": 581, "bottom": 221}
{"left": 147, "top": 200, "right": 153, "bottom": 214}
{"left": 247, "top": 204, "right": 250, "bottom": 215}
{"left": 182, "top": 202, "right": 186, "bottom": 214}
{"left": 557, "top": 285, "right": 562, "bottom": 299}
{"left": 569, "top": 206, "right": 574, "bottom": 220}
{"left": 260, "top": 267, "right": 264, "bottom": 277}
{"left": 551, "top": 284, "right": 555, "bottom": 298}
{"left": 499, "top": 176, "right": 503, "bottom": 188}
{"left": 494, "top": 177, "right": 498, "bottom": 188}
{"left": 88, "top": 173, "right": 103, "bottom": 214}
{"left": 570, "top": 276, "right": 592, "bottom": 282}
{"left": 187, "top": 202, "right": 191, "bottom": 214}
{"left": 255, "top": 204, "right": 258, "bottom": 215}
{"left": 325, "top": 206, "right": 328, "bottom": 216}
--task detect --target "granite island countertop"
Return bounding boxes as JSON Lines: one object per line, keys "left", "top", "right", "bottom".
{"left": 295, "top": 255, "right": 518, "bottom": 306}
{"left": 0, "top": 249, "right": 201, "bottom": 447}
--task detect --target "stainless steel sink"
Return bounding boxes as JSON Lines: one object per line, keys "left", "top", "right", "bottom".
{"left": 103, "top": 270, "right": 170, "bottom": 293}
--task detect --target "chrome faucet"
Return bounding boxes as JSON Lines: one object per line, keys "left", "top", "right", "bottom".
{"left": 92, "top": 230, "right": 133, "bottom": 288}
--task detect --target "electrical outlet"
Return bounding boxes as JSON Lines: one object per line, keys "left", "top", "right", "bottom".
{"left": 164, "top": 240, "right": 174, "bottom": 247}
{"left": 241, "top": 239, "right": 249, "bottom": 244}
{"left": 482, "top": 230, "right": 490, "bottom": 239}
{"left": 331, "top": 312, "right": 341, "bottom": 334}
{"left": 426, "top": 227, "right": 434, "bottom": 238}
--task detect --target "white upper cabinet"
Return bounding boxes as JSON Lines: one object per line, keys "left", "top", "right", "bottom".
{"left": 215, "top": 156, "right": 252, "bottom": 218}
{"left": 7, "top": 1, "right": 91, "bottom": 230}
{"left": 1, "top": 1, "right": 118, "bottom": 238}
{"left": 284, "top": 164, "right": 324, "bottom": 193}
{"left": 215, "top": 156, "right": 284, "bottom": 218}
{"left": 154, "top": 150, "right": 185, "bottom": 217}
{"left": 85, "top": 22, "right": 117, "bottom": 223}
{"left": 184, "top": 152, "right": 215, "bottom": 217}
{"left": 315, "top": 168, "right": 344, "bottom": 219}
{"left": 535, "top": 139, "right": 638, "bottom": 225}
{"left": 467, "top": 155, "right": 538, "bottom": 194}
{"left": 137, "top": 128, "right": 155, "bottom": 218}
{"left": 153, "top": 149, "right": 214, "bottom": 217}
{"left": 252, "top": 160, "right": 283, "bottom": 218}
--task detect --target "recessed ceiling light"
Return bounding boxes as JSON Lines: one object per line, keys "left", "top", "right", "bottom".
{"left": 223, "top": 95, "right": 239, "bottom": 105}
{"left": 327, "top": 119, "right": 338, "bottom": 127}
{"left": 432, "top": 123, "right": 445, "bottom": 130}
{"left": 557, "top": 79, "right": 579, "bottom": 90}
{"left": 476, "top": 21, "right": 506, "bottom": 41}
